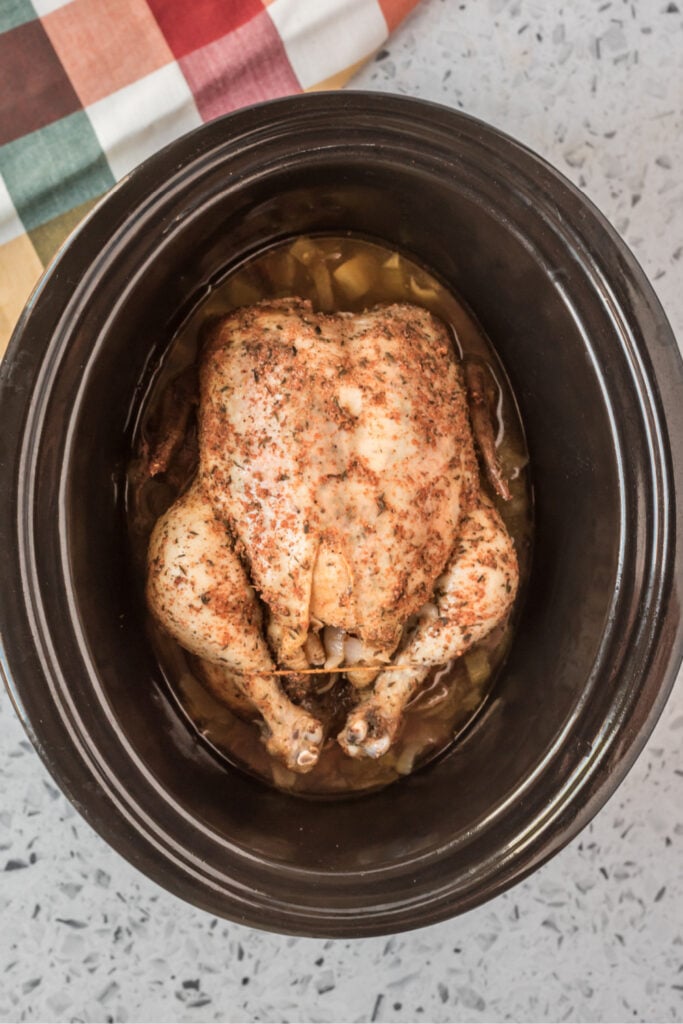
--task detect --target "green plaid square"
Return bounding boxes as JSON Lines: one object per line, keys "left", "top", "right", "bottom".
{"left": 0, "top": 111, "right": 115, "bottom": 231}
{"left": 0, "top": 0, "right": 36, "bottom": 33}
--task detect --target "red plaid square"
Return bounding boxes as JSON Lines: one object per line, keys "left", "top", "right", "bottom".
{"left": 146, "top": 0, "right": 263, "bottom": 59}
{"left": 180, "top": 9, "right": 300, "bottom": 120}
{"left": 42, "top": 0, "right": 173, "bottom": 106}
{"left": 378, "top": 0, "right": 421, "bottom": 31}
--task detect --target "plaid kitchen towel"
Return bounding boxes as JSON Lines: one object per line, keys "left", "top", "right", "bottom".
{"left": 0, "top": 0, "right": 420, "bottom": 356}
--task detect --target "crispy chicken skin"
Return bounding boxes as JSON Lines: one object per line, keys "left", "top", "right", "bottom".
{"left": 147, "top": 298, "right": 518, "bottom": 772}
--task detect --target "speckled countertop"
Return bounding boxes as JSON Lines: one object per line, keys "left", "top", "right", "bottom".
{"left": 2, "top": 2, "right": 682, "bottom": 1022}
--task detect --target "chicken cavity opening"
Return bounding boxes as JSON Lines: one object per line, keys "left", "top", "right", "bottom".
{"left": 302, "top": 625, "right": 386, "bottom": 688}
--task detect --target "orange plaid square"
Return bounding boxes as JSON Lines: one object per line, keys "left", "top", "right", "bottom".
{"left": 42, "top": 0, "right": 174, "bottom": 106}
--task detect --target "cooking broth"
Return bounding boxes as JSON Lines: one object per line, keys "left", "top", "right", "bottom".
{"left": 127, "top": 235, "right": 532, "bottom": 796}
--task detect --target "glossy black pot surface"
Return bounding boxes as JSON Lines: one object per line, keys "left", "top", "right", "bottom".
{"left": 1, "top": 93, "right": 681, "bottom": 937}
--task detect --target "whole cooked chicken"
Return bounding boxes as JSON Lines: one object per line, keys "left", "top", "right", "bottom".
{"left": 147, "top": 298, "right": 518, "bottom": 772}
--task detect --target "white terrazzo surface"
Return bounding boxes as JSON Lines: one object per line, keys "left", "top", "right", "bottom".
{"left": 2, "top": 1, "right": 683, "bottom": 1021}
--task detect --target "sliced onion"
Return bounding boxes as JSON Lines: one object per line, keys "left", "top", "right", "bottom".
{"left": 315, "top": 674, "right": 338, "bottom": 695}
{"left": 415, "top": 682, "right": 449, "bottom": 712}
{"left": 343, "top": 635, "right": 365, "bottom": 665}
{"left": 333, "top": 254, "right": 374, "bottom": 300}
{"left": 409, "top": 274, "right": 438, "bottom": 302}
{"left": 304, "top": 631, "right": 325, "bottom": 666}
{"left": 396, "top": 742, "right": 423, "bottom": 776}
{"left": 311, "top": 261, "right": 334, "bottom": 311}
{"left": 382, "top": 251, "right": 401, "bottom": 270}
{"left": 288, "top": 236, "right": 322, "bottom": 266}
{"left": 323, "top": 625, "right": 346, "bottom": 669}
{"left": 464, "top": 647, "right": 491, "bottom": 687}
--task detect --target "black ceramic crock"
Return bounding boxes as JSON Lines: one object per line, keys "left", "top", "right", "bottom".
{"left": 1, "top": 93, "right": 681, "bottom": 937}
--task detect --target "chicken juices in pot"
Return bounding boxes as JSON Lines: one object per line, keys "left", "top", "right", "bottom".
{"left": 128, "top": 237, "right": 531, "bottom": 795}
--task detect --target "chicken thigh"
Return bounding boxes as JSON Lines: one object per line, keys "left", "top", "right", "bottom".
{"left": 147, "top": 298, "right": 518, "bottom": 771}
{"left": 147, "top": 482, "right": 323, "bottom": 770}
